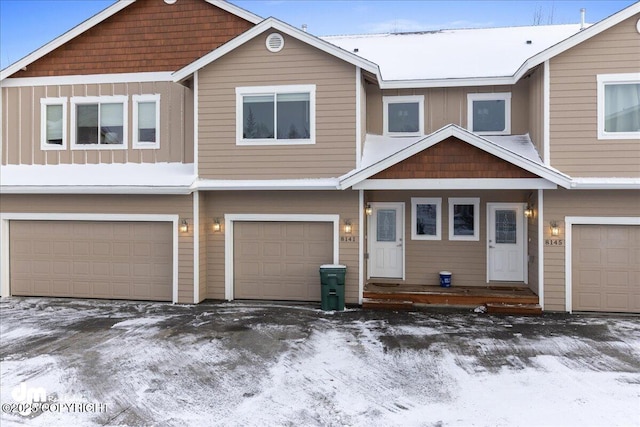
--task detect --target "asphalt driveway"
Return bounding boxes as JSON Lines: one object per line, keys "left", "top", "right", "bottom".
{"left": 1, "top": 298, "right": 639, "bottom": 427}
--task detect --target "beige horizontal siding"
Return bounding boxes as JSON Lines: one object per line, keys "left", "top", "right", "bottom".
{"left": 542, "top": 189, "right": 640, "bottom": 311}
{"left": 198, "top": 31, "right": 357, "bottom": 179}
{"left": 549, "top": 14, "right": 640, "bottom": 177}
{"left": 0, "top": 194, "right": 195, "bottom": 303}
{"left": 203, "top": 190, "right": 360, "bottom": 303}
{"left": 1, "top": 81, "right": 193, "bottom": 166}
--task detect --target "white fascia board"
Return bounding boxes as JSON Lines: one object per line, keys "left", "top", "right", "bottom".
{"left": 205, "top": 0, "right": 262, "bottom": 24}
{"left": 0, "top": 186, "right": 193, "bottom": 195}
{"left": 195, "top": 178, "right": 340, "bottom": 191}
{"left": 353, "top": 178, "right": 557, "bottom": 190}
{"left": 379, "top": 76, "right": 516, "bottom": 90}
{"left": 0, "top": 0, "right": 135, "bottom": 80}
{"left": 173, "top": 17, "right": 381, "bottom": 82}
{"left": 2, "top": 72, "right": 174, "bottom": 88}
{"left": 569, "top": 178, "right": 640, "bottom": 190}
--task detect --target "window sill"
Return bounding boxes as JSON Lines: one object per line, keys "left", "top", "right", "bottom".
{"left": 597, "top": 132, "right": 640, "bottom": 140}
{"left": 236, "top": 139, "right": 315, "bottom": 146}
{"left": 71, "top": 144, "right": 128, "bottom": 151}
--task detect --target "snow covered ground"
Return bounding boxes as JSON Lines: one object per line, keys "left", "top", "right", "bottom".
{"left": 1, "top": 298, "right": 639, "bottom": 426}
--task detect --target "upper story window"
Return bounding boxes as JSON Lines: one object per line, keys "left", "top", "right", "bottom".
{"left": 41, "top": 97, "right": 67, "bottom": 150}
{"left": 71, "top": 95, "right": 128, "bottom": 150}
{"left": 236, "top": 85, "right": 316, "bottom": 145}
{"left": 467, "top": 93, "right": 511, "bottom": 135}
{"left": 133, "top": 94, "right": 161, "bottom": 149}
{"left": 597, "top": 74, "right": 640, "bottom": 140}
{"left": 383, "top": 95, "right": 424, "bottom": 136}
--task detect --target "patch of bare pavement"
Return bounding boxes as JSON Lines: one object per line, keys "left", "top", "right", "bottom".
{"left": 1, "top": 298, "right": 639, "bottom": 426}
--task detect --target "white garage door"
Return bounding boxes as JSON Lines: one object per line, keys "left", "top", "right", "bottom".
{"left": 572, "top": 224, "right": 640, "bottom": 313}
{"left": 10, "top": 220, "right": 173, "bottom": 301}
{"left": 234, "top": 221, "right": 333, "bottom": 301}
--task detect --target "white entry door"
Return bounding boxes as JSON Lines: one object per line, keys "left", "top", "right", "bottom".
{"left": 488, "top": 203, "right": 526, "bottom": 282}
{"left": 369, "top": 203, "right": 404, "bottom": 279}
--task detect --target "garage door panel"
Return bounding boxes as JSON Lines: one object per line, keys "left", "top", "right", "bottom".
{"left": 573, "top": 224, "right": 639, "bottom": 313}
{"left": 235, "top": 221, "right": 333, "bottom": 302}
{"left": 10, "top": 221, "right": 172, "bottom": 302}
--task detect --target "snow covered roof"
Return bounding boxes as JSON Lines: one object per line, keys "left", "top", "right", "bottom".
{"left": 323, "top": 24, "right": 583, "bottom": 82}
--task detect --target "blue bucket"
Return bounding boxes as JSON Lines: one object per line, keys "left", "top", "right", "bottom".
{"left": 439, "top": 271, "right": 452, "bottom": 288}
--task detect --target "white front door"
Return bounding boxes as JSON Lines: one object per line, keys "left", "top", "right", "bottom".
{"left": 369, "top": 203, "right": 404, "bottom": 279}
{"left": 488, "top": 203, "right": 526, "bottom": 282}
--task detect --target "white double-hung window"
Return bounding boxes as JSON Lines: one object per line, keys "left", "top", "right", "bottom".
{"left": 236, "top": 85, "right": 316, "bottom": 145}
{"left": 597, "top": 73, "right": 640, "bottom": 140}
{"left": 133, "top": 94, "right": 160, "bottom": 149}
{"left": 71, "top": 95, "right": 128, "bottom": 149}
{"left": 383, "top": 95, "right": 424, "bottom": 136}
{"left": 41, "top": 97, "right": 67, "bottom": 150}
{"left": 467, "top": 93, "right": 511, "bottom": 135}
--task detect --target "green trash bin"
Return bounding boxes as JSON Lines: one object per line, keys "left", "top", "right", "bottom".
{"left": 319, "top": 264, "right": 347, "bottom": 311}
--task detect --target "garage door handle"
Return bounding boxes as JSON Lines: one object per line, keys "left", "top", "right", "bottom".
{"left": 489, "top": 245, "right": 495, "bottom": 248}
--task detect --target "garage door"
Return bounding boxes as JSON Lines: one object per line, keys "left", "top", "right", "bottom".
{"left": 234, "top": 221, "right": 333, "bottom": 301}
{"left": 572, "top": 224, "right": 640, "bottom": 313}
{"left": 10, "top": 221, "right": 173, "bottom": 301}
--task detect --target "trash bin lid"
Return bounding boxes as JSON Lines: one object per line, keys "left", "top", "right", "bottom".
{"left": 439, "top": 271, "right": 452, "bottom": 275}
{"left": 320, "top": 264, "right": 346, "bottom": 269}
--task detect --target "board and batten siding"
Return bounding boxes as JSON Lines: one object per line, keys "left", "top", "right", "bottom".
{"left": 549, "top": 14, "right": 640, "bottom": 177}
{"left": 527, "top": 65, "right": 545, "bottom": 160}
{"left": 366, "top": 190, "right": 533, "bottom": 288}
{"left": 542, "top": 189, "right": 640, "bottom": 311}
{"left": 0, "top": 194, "right": 195, "bottom": 303}
{"left": 365, "top": 79, "right": 530, "bottom": 136}
{"left": 197, "top": 32, "right": 357, "bottom": 179}
{"left": 1, "top": 81, "right": 193, "bottom": 166}
{"left": 203, "top": 191, "right": 360, "bottom": 303}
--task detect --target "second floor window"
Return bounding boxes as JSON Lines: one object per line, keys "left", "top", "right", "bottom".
{"left": 40, "top": 97, "right": 67, "bottom": 150}
{"left": 467, "top": 93, "right": 512, "bottom": 135}
{"left": 71, "top": 96, "right": 128, "bottom": 149}
{"left": 133, "top": 94, "right": 161, "bottom": 149}
{"left": 236, "top": 85, "right": 316, "bottom": 145}
{"left": 383, "top": 95, "right": 424, "bottom": 136}
{"left": 597, "top": 74, "right": 640, "bottom": 140}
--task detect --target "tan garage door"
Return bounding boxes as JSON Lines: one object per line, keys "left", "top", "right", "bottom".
{"left": 10, "top": 221, "right": 173, "bottom": 301}
{"left": 572, "top": 224, "right": 640, "bottom": 313}
{"left": 234, "top": 221, "right": 333, "bottom": 301}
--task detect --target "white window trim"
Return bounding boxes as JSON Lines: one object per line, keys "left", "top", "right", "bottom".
{"left": 236, "top": 84, "right": 316, "bottom": 146}
{"left": 411, "top": 197, "right": 441, "bottom": 240}
{"left": 132, "top": 94, "right": 161, "bottom": 149}
{"left": 383, "top": 95, "right": 424, "bottom": 137}
{"left": 596, "top": 73, "right": 640, "bottom": 140}
{"left": 448, "top": 197, "right": 480, "bottom": 241}
{"left": 70, "top": 95, "right": 129, "bottom": 150}
{"left": 467, "top": 92, "right": 512, "bottom": 135}
{"left": 40, "top": 97, "right": 67, "bottom": 151}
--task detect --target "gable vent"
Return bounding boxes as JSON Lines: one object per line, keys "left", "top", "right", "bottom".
{"left": 266, "top": 33, "right": 285, "bottom": 53}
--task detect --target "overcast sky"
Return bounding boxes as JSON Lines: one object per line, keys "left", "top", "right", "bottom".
{"left": 1, "top": 0, "right": 636, "bottom": 69}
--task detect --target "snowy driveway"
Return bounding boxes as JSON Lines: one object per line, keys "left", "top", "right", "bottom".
{"left": 1, "top": 298, "right": 639, "bottom": 427}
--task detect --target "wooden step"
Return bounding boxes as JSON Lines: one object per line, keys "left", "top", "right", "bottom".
{"left": 362, "top": 298, "right": 414, "bottom": 310}
{"left": 485, "top": 303, "right": 543, "bottom": 315}
{"left": 363, "top": 291, "right": 538, "bottom": 307}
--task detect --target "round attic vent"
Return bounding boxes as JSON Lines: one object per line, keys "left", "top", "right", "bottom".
{"left": 266, "top": 33, "right": 285, "bottom": 53}
{"left": 164, "top": 0, "right": 177, "bottom": 4}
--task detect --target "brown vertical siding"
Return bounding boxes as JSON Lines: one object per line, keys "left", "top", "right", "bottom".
{"left": 527, "top": 65, "right": 545, "bottom": 159}
{"left": 549, "top": 14, "right": 640, "bottom": 177}
{"left": 2, "top": 81, "right": 193, "bottom": 165}
{"left": 542, "top": 189, "right": 640, "bottom": 311}
{"left": 197, "top": 32, "right": 357, "bottom": 179}
{"left": 9, "top": 0, "right": 254, "bottom": 78}
{"left": 365, "top": 190, "right": 531, "bottom": 287}
{"left": 203, "top": 191, "right": 360, "bottom": 303}
{"left": 0, "top": 194, "right": 195, "bottom": 303}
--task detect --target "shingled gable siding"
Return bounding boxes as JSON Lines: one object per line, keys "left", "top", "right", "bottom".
{"left": 371, "top": 137, "right": 538, "bottom": 179}
{"left": 10, "top": 0, "right": 254, "bottom": 78}
{"left": 2, "top": 81, "right": 193, "bottom": 165}
{"left": 198, "top": 32, "right": 357, "bottom": 179}
{"left": 549, "top": 14, "right": 640, "bottom": 178}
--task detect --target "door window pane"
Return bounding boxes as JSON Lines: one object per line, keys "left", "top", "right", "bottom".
{"left": 472, "top": 100, "right": 506, "bottom": 132}
{"left": 495, "top": 210, "right": 517, "bottom": 244}
{"left": 45, "top": 104, "right": 63, "bottom": 145}
{"left": 377, "top": 209, "right": 396, "bottom": 242}
{"left": 388, "top": 102, "right": 419, "bottom": 133}
{"left": 604, "top": 83, "right": 640, "bottom": 133}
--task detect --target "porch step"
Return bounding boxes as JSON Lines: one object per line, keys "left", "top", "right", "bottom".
{"left": 485, "top": 303, "right": 543, "bottom": 315}
{"left": 362, "top": 298, "right": 414, "bottom": 310}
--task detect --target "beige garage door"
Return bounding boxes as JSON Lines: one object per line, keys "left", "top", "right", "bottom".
{"left": 10, "top": 221, "right": 173, "bottom": 301}
{"left": 234, "top": 221, "right": 333, "bottom": 301}
{"left": 572, "top": 224, "right": 640, "bottom": 313}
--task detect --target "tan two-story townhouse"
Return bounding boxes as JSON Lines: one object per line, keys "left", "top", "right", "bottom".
{"left": 1, "top": 0, "right": 638, "bottom": 313}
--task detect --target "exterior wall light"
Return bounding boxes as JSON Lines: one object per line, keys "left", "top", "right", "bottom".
{"left": 550, "top": 221, "right": 560, "bottom": 236}
{"left": 524, "top": 206, "right": 534, "bottom": 218}
{"left": 365, "top": 204, "right": 373, "bottom": 216}
{"left": 212, "top": 218, "right": 221, "bottom": 233}
{"left": 344, "top": 220, "right": 353, "bottom": 234}
{"left": 179, "top": 219, "right": 189, "bottom": 233}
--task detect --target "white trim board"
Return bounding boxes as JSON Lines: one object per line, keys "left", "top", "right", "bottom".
{"left": 2, "top": 72, "right": 175, "bottom": 88}
{"left": 0, "top": 213, "right": 180, "bottom": 304}
{"left": 223, "top": 214, "right": 341, "bottom": 301}
{"left": 564, "top": 216, "right": 640, "bottom": 313}
{"left": 353, "top": 178, "right": 557, "bottom": 190}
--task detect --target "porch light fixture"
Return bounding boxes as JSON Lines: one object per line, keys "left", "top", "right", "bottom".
{"left": 524, "top": 205, "right": 534, "bottom": 218}
{"left": 343, "top": 220, "right": 353, "bottom": 235}
{"left": 212, "top": 218, "right": 221, "bottom": 233}
{"left": 365, "top": 204, "right": 373, "bottom": 216}
{"left": 550, "top": 221, "right": 560, "bottom": 236}
{"left": 179, "top": 219, "right": 189, "bottom": 233}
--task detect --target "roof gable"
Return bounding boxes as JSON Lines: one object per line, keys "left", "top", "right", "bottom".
{"left": 1, "top": 0, "right": 261, "bottom": 80}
